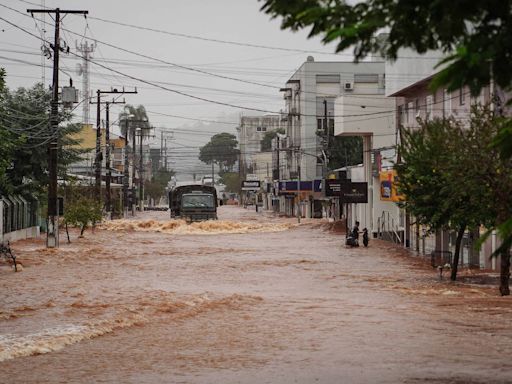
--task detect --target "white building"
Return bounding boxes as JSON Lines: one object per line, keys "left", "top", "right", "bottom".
{"left": 237, "top": 114, "right": 285, "bottom": 176}
{"left": 277, "top": 56, "right": 398, "bottom": 220}
{"left": 385, "top": 48, "right": 495, "bottom": 268}
{"left": 280, "top": 57, "right": 386, "bottom": 181}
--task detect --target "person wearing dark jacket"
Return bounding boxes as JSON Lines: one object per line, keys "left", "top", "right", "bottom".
{"left": 362, "top": 228, "right": 369, "bottom": 247}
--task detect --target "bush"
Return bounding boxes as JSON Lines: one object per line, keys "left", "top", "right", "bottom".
{"left": 63, "top": 198, "right": 102, "bottom": 238}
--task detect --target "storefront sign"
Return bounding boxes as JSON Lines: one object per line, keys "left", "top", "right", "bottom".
{"left": 242, "top": 180, "right": 260, "bottom": 191}
{"left": 341, "top": 182, "right": 368, "bottom": 203}
{"left": 325, "top": 180, "right": 368, "bottom": 203}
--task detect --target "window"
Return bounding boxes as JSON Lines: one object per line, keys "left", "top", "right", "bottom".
{"left": 354, "top": 73, "right": 379, "bottom": 83}
{"left": 459, "top": 88, "right": 465, "bottom": 105}
{"left": 443, "top": 89, "right": 451, "bottom": 116}
{"left": 256, "top": 126, "right": 262, "bottom": 132}
{"left": 316, "top": 74, "right": 341, "bottom": 83}
{"left": 407, "top": 102, "right": 414, "bottom": 124}
{"left": 261, "top": 127, "right": 267, "bottom": 132}
{"left": 426, "top": 95, "right": 433, "bottom": 120}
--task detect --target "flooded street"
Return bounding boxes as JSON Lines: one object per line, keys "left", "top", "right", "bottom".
{"left": 1, "top": 205, "right": 511, "bottom": 383}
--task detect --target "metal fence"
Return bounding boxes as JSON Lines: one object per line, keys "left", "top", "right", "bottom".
{"left": 1, "top": 195, "right": 39, "bottom": 235}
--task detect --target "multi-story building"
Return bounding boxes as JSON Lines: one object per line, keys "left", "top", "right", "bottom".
{"left": 276, "top": 56, "right": 393, "bottom": 219}
{"left": 385, "top": 48, "right": 496, "bottom": 269}
{"left": 237, "top": 114, "right": 285, "bottom": 176}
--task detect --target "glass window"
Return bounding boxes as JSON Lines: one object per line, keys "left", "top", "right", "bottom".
{"left": 182, "top": 195, "right": 214, "bottom": 208}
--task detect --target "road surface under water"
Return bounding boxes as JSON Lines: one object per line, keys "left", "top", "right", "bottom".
{"left": 1, "top": 206, "right": 511, "bottom": 383}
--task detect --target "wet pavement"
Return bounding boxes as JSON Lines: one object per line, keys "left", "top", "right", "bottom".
{"left": 1, "top": 206, "right": 511, "bottom": 383}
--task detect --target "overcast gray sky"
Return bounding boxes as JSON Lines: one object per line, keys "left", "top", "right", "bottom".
{"left": 1, "top": 0, "right": 351, "bottom": 177}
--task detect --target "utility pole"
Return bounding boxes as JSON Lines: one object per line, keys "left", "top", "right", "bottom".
{"left": 135, "top": 126, "right": 153, "bottom": 213}
{"left": 139, "top": 130, "right": 144, "bottom": 212}
{"left": 164, "top": 138, "right": 168, "bottom": 171}
{"left": 93, "top": 87, "right": 136, "bottom": 205}
{"left": 27, "top": 7, "right": 88, "bottom": 248}
{"left": 90, "top": 98, "right": 126, "bottom": 216}
{"left": 296, "top": 148, "right": 301, "bottom": 224}
{"left": 160, "top": 130, "right": 164, "bottom": 169}
{"left": 123, "top": 119, "right": 130, "bottom": 218}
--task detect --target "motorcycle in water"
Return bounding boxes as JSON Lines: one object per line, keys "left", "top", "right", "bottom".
{"left": 345, "top": 226, "right": 360, "bottom": 247}
{"left": 345, "top": 235, "right": 359, "bottom": 247}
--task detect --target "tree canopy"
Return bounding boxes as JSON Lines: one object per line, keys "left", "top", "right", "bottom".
{"left": 118, "top": 104, "right": 151, "bottom": 144}
{"left": 0, "top": 80, "right": 82, "bottom": 196}
{"left": 260, "top": 128, "right": 285, "bottom": 151}
{"left": 260, "top": 0, "right": 512, "bottom": 95}
{"left": 199, "top": 132, "right": 240, "bottom": 172}
{"left": 396, "top": 108, "right": 512, "bottom": 285}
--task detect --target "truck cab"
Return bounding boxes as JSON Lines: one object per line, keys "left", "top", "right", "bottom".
{"left": 169, "top": 184, "right": 218, "bottom": 222}
{"left": 180, "top": 192, "right": 217, "bottom": 222}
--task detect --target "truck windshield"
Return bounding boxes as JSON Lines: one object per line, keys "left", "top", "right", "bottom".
{"left": 182, "top": 194, "right": 214, "bottom": 208}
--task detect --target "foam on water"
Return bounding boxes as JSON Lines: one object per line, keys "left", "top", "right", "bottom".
{"left": 0, "top": 293, "right": 262, "bottom": 362}
{"left": 99, "top": 219, "right": 294, "bottom": 235}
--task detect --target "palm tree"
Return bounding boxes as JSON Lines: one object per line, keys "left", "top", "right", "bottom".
{"left": 119, "top": 104, "right": 151, "bottom": 149}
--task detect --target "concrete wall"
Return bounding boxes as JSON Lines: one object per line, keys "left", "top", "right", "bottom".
{"left": 385, "top": 49, "right": 446, "bottom": 97}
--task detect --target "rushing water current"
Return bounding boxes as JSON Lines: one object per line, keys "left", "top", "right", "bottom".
{"left": 1, "top": 206, "right": 511, "bottom": 383}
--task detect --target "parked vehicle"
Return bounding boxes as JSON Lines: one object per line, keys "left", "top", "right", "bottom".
{"left": 346, "top": 223, "right": 360, "bottom": 247}
{"left": 345, "top": 235, "right": 359, "bottom": 247}
{"left": 168, "top": 185, "right": 218, "bottom": 222}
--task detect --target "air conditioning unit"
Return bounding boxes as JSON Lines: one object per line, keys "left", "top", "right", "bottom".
{"left": 344, "top": 82, "right": 354, "bottom": 91}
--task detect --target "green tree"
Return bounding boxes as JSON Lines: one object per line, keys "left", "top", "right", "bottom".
{"left": 469, "top": 108, "right": 512, "bottom": 294}
{"left": 0, "top": 82, "right": 82, "bottom": 196}
{"left": 260, "top": 128, "right": 285, "bottom": 151}
{"left": 0, "top": 68, "right": 22, "bottom": 192}
{"left": 261, "top": 0, "right": 512, "bottom": 95}
{"left": 218, "top": 171, "right": 240, "bottom": 193}
{"left": 63, "top": 197, "right": 102, "bottom": 238}
{"left": 397, "top": 118, "right": 470, "bottom": 280}
{"left": 118, "top": 104, "right": 151, "bottom": 150}
{"left": 144, "top": 168, "right": 175, "bottom": 202}
{"left": 199, "top": 133, "right": 240, "bottom": 172}
{"left": 327, "top": 136, "right": 363, "bottom": 170}
{"left": 397, "top": 109, "right": 512, "bottom": 285}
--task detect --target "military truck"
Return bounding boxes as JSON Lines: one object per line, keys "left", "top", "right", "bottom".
{"left": 168, "top": 184, "right": 218, "bottom": 222}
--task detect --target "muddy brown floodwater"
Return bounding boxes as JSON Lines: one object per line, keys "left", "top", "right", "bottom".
{"left": 1, "top": 206, "right": 511, "bottom": 383}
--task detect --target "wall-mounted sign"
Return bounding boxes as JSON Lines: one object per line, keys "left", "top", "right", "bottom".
{"left": 324, "top": 179, "right": 349, "bottom": 197}
{"left": 379, "top": 170, "right": 402, "bottom": 202}
{"left": 242, "top": 180, "right": 260, "bottom": 191}
{"left": 324, "top": 179, "right": 368, "bottom": 203}
{"left": 341, "top": 182, "right": 368, "bottom": 204}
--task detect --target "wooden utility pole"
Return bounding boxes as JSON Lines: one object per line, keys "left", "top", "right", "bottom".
{"left": 90, "top": 98, "right": 127, "bottom": 216}
{"left": 93, "top": 88, "right": 137, "bottom": 206}
{"left": 27, "top": 7, "right": 88, "bottom": 248}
